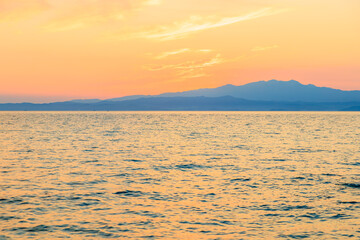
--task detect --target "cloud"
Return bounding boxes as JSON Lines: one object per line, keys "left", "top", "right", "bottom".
{"left": 145, "top": 54, "right": 225, "bottom": 79}
{"left": 146, "top": 50, "right": 246, "bottom": 80}
{"left": 146, "top": 54, "right": 224, "bottom": 71}
{"left": 154, "top": 48, "right": 190, "bottom": 59}
{"left": 122, "top": 7, "right": 287, "bottom": 41}
{"left": 167, "top": 72, "right": 209, "bottom": 82}
{"left": 154, "top": 48, "right": 213, "bottom": 59}
{"left": 251, "top": 45, "right": 279, "bottom": 51}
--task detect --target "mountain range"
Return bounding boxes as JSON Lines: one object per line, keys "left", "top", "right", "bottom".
{"left": 1, "top": 80, "right": 360, "bottom": 111}
{"left": 106, "top": 79, "right": 360, "bottom": 103}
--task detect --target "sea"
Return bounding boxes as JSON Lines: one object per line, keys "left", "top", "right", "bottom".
{"left": 0, "top": 112, "right": 359, "bottom": 239}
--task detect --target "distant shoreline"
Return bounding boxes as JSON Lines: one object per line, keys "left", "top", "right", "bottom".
{"left": 0, "top": 96, "right": 359, "bottom": 111}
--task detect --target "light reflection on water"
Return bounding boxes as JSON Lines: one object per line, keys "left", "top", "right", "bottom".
{"left": 0, "top": 112, "right": 359, "bottom": 239}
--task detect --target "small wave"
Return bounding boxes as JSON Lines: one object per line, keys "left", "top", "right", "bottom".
{"left": 179, "top": 221, "right": 222, "bottom": 226}
{"left": 0, "top": 216, "right": 18, "bottom": 221}
{"left": 338, "top": 201, "right": 359, "bottom": 204}
{"left": 124, "top": 159, "right": 143, "bottom": 162}
{"left": 291, "top": 176, "right": 306, "bottom": 180}
{"left": 0, "top": 235, "right": 11, "bottom": 240}
{"left": 175, "top": 163, "right": 209, "bottom": 170}
{"left": 268, "top": 158, "right": 288, "bottom": 162}
{"left": 298, "top": 213, "right": 321, "bottom": 220}
{"left": 321, "top": 173, "right": 338, "bottom": 176}
{"left": 255, "top": 204, "right": 313, "bottom": 211}
{"left": 78, "top": 200, "right": 100, "bottom": 207}
{"left": 9, "top": 225, "right": 51, "bottom": 233}
{"left": 66, "top": 181, "right": 85, "bottom": 186}
{"left": 330, "top": 214, "right": 352, "bottom": 219}
{"left": 230, "top": 178, "right": 251, "bottom": 182}
{"left": 139, "top": 235, "right": 157, "bottom": 239}
{"left": 118, "top": 220, "right": 152, "bottom": 227}
{"left": 111, "top": 173, "right": 129, "bottom": 177}
{"left": 342, "top": 162, "right": 360, "bottom": 166}
{"left": 341, "top": 183, "right": 360, "bottom": 188}
{"left": 93, "top": 208, "right": 112, "bottom": 211}
{"left": 63, "top": 225, "right": 115, "bottom": 237}
{"left": 113, "top": 190, "right": 144, "bottom": 197}
{"left": 122, "top": 210, "right": 165, "bottom": 218}
{"left": 0, "top": 198, "right": 28, "bottom": 205}
{"left": 81, "top": 160, "right": 99, "bottom": 163}
{"left": 233, "top": 145, "right": 249, "bottom": 150}
{"left": 280, "top": 231, "right": 326, "bottom": 239}
{"left": 279, "top": 233, "right": 310, "bottom": 239}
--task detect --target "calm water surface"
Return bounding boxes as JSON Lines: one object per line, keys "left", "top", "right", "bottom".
{"left": 0, "top": 112, "right": 359, "bottom": 239}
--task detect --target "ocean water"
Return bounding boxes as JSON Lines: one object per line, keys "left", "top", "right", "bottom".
{"left": 0, "top": 112, "right": 359, "bottom": 240}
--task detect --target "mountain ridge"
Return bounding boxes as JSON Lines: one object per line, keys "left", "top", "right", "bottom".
{"left": 0, "top": 95, "right": 359, "bottom": 111}
{"left": 1, "top": 79, "right": 360, "bottom": 111}
{"left": 107, "top": 80, "right": 360, "bottom": 103}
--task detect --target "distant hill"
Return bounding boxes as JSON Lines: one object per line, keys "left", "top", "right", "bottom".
{"left": 108, "top": 80, "right": 360, "bottom": 102}
{"left": 1, "top": 80, "right": 360, "bottom": 111}
{"left": 0, "top": 96, "right": 359, "bottom": 111}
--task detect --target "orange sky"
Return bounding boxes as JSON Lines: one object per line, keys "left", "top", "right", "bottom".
{"left": 0, "top": 0, "right": 359, "bottom": 102}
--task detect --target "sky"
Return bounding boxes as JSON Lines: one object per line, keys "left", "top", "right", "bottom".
{"left": 0, "top": 0, "right": 359, "bottom": 103}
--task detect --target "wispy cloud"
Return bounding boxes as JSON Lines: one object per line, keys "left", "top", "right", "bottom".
{"left": 146, "top": 54, "right": 223, "bottom": 71}
{"left": 122, "top": 7, "right": 287, "bottom": 41}
{"left": 154, "top": 48, "right": 190, "bottom": 59}
{"left": 251, "top": 45, "right": 279, "bottom": 51}
{"left": 145, "top": 54, "right": 225, "bottom": 79}
{"left": 154, "top": 48, "right": 213, "bottom": 59}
